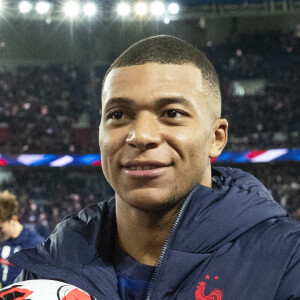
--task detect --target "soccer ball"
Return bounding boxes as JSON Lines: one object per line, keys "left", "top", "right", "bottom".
{"left": 0, "top": 279, "right": 95, "bottom": 299}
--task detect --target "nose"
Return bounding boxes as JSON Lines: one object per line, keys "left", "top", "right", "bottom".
{"left": 126, "top": 113, "right": 161, "bottom": 151}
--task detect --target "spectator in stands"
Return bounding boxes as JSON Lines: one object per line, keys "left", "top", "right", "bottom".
{"left": 0, "top": 190, "right": 44, "bottom": 288}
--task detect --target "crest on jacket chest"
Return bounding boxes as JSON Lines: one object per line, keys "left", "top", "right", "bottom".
{"left": 195, "top": 274, "right": 223, "bottom": 300}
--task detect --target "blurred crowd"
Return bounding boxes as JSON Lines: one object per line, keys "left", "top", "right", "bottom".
{"left": 0, "top": 64, "right": 90, "bottom": 154}
{"left": 0, "top": 31, "right": 299, "bottom": 154}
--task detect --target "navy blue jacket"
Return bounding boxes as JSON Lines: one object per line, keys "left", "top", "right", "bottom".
{"left": 10, "top": 167, "right": 300, "bottom": 299}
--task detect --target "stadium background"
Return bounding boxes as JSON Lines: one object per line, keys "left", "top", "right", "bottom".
{"left": 0, "top": 0, "right": 299, "bottom": 238}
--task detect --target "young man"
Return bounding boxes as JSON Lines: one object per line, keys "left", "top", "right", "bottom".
{"left": 9, "top": 36, "right": 300, "bottom": 299}
{"left": 0, "top": 190, "right": 44, "bottom": 288}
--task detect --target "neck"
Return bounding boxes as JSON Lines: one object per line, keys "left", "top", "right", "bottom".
{"left": 116, "top": 198, "right": 183, "bottom": 266}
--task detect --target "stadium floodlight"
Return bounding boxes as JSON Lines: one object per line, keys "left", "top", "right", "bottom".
{"left": 63, "top": 1, "right": 80, "bottom": 18}
{"left": 36, "top": 1, "right": 51, "bottom": 14}
{"left": 19, "top": 1, "right": 33, "bottom": 14}
{"left": 135, "top": 2, "right": 147, "bottom": 16}
{"left": 83, "top": 2, "right": 97, "bottom": 17}
{"left": 168, "top": 2, "right": 179, "bottom": 14}
{"left": 151, "top": 1, "right": 165, "bottom": 16}
{"left": 163, "top": 16, "right": 170, "bottom": 24}
{"left": 117, "top": 2, "right": 131, "bottom": 17}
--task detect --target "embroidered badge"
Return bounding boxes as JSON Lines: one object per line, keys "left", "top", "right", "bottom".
{"left": 195, "top": 275, "right": 223, "bottom": 300}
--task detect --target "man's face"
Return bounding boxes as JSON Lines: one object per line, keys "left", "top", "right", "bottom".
{"left": 0, "top": 219, "right": 14, "bottom": 240}
{"left": 99, "top": 63, "right": 222, "bottom": 212}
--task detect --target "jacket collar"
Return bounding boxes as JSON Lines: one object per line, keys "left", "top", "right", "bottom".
{"left": 170, "top": 166, "right": 287, "bottom": 254}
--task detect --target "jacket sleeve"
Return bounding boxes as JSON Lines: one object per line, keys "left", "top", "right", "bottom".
{"left": 14, "top": 270, "right": 42, "bottom": 282}
{"left": 274, "top": 244, "right": 300, "bottom": 299}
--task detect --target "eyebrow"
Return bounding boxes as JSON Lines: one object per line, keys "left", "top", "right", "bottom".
{"left": 155, "top": 97, "right": 192, "bottom": 110}
{"left": 103, "top": 97, "right": 193, "bottom": 110}
{"left": 104, "top": 97, "right": 134, "bottom": 110}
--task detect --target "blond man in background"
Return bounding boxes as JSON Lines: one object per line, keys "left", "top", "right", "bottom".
{"left": 0, "top": 190, "right": 43, "bottom": 288}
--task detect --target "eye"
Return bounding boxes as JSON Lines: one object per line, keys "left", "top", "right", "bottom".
{"left": 108, "top": 111, "right": 125, "bottom": 120}
{"left": 163, "top": 109, "right": 186, "bottom": 118}
{"left": 166, "top": 110, "right": 178, "bottom": 118}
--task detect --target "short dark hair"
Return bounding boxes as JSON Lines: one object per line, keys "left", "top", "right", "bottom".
{"left": 0, "top": 190, "right": 19, "bottom": 222}
{"left": 102, "top": 35, "right": 221, "bottom": 111}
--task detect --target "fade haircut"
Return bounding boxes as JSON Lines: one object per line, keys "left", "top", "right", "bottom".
{"left": 0, "top": 190, "right": 19, "bottom": 222}
{"left": 102, "top": 35, "right": 221, "bottom": 117}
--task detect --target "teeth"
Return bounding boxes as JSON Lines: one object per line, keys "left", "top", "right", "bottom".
{"left": 129, "top": 165, "right": 158, "bottom": 170}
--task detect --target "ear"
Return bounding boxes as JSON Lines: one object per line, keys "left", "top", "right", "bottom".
{"left": 209, "top": 118, "right": 228, "bottom": 158}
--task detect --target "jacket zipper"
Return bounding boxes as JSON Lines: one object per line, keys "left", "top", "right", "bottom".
{"left": 145, "top": 186, "right": 199, "bottom": 300}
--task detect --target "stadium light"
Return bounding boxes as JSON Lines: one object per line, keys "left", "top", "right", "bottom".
{"left": 36, "top": 1, "right": 51, "bottom": 14}
{"left": 117, "top": 2, "right": 131, "bottom": 17}
{"left": 135, "top": 2, "right": 147, "bottom": 16}
{"left": 164, "top": 16, "right": 170, "bottom": 24}
{"left": 63, "top": 1, "right": 80, "bottom": 18}
{"left": 19, "top": 1, "right": 33, "bottom": 14}
{"left": 151, "top": 1, "right": 165, "bottom": 16}
{"left": 168, "top": 2, "right": 179, "bottom": 14}
{"left": 83, "top": 2, "right": 97, "bottom": 17}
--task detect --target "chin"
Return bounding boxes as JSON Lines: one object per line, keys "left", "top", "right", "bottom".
{"left": 118, "top": 188, "right": 186, "bottom": 213}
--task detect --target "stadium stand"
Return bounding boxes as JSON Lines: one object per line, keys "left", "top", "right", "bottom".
{"left": 0, "top": 64, "right": 91, "bottom": 154}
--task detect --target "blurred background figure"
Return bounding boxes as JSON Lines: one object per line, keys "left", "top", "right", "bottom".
{"left": 0, "top": 190, "right": 44, "bottom": 288}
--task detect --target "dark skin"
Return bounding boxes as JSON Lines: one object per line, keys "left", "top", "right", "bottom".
{"left": 117, "top": 198, "right": 182, "bottom": 266}
{"left": 99, "top": 63, "right": 228, "bottom": 266}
